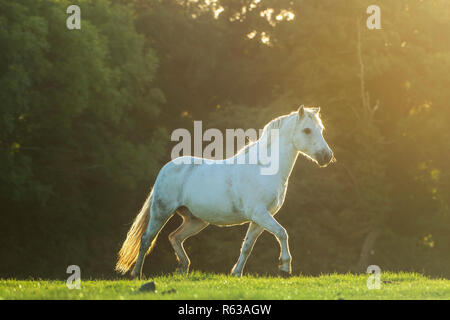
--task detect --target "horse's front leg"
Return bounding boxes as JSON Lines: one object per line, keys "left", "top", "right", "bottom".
{"left": 251, "top": 208, "right": 292, "bottom": 276}
{"left": 231, "top": 222, "right": 264, "bottom": 277}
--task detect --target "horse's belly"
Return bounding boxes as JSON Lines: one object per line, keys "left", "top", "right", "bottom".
{"left": 176, "top": 167, "right": 240, "bottom": 224}
{"left": 185, "top": 199, "right": 249, "bottom": 226}
{"left": 183, "top": 186, "right": 249, "bottom": 225}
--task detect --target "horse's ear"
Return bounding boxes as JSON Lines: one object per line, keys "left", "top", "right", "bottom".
{"left": 314, "top": 107, "right": 321, "bottom": 114}
{"left": 298, "top": 105, "right": 305, "bottom": 119}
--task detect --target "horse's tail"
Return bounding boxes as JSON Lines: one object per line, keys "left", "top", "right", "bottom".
{"left": 115, "top": 189, "right": 153, "bottom": 274}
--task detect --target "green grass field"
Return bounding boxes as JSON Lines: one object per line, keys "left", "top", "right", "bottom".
{"left": 1, "top": 272, "right": 450, "bottom": 300}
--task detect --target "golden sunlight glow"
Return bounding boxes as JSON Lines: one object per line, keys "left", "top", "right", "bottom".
{"left": 409, "top": 101, "right": 432, "bottom": 115}
{"left": 250, "top": 0, "right": 261, "bottom": 10}
{"left": 247, "top": 31, "right": 257, "bottom": 39}
{"left": 276, "top": 10, "right": 295, "bottom": 21}
{"left": 260, "top": 32, "right": 270, "bottom": 45}
{"left": 423, "top": 234, "right": 435, "bottom": 248}
{"left": 260, "top": 8, "right": 274, "bottom": 20}
{"left": 214, "top": 7, "right": 224, "bottom": 18}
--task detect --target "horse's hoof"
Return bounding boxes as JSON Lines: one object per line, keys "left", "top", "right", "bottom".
{"left": 130, "top": 270, "right": 141, "bottom": 280}
{"left": 231, "top": 272, "right": 243, "bottom": 278}
{"left": 175, "top": 267, "right": 189, "bottom": 275}
{"left": 278, "top": 270, "right": 291, "bottom": 278}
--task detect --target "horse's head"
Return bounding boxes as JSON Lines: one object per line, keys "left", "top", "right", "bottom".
{"left": 293, "top": 105, "right": 335, "bottom": 167}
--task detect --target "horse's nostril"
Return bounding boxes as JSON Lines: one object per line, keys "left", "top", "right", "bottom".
{"left": 317, "top": 150, "right": 333, "bottom": 166}
{"left": 326, "top": 153, "right": 333, "bottom": 163}
{"left": 315, "top": 151, "right": 328, "bottom": 165}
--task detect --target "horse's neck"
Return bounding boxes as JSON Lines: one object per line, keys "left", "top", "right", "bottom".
{"left": 255, "top": 115, "right": 299, "bottom": 185}
{"left": 276, "top": 136, "right": 299, "bottom": 184}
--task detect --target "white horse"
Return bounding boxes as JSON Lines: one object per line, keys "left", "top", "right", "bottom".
{"left": 116, "top": 106, "right": 334, "bottom": 278}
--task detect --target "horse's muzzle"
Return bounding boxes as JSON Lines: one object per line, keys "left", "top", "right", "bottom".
{"left": 316, "top": 150, "right": 334, "bottom": 167}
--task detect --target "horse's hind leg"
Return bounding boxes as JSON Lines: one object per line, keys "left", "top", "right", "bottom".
{"left": 169, "top": 208, "right": 208, "bottom": 274}
{"left": 231, "top": 222, "right": 264, "bottom": 277}
{"left": 131, "top": 201, "right": 175, "bottom": 279}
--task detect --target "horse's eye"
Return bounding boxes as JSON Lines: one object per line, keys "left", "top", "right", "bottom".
{"left": 303, "top": 128, "right": 311, "bottom": 134}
